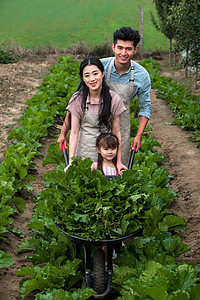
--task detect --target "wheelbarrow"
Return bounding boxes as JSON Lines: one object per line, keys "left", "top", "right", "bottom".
{"left": 56, "top": 145, "right": 142, "bottom": 298}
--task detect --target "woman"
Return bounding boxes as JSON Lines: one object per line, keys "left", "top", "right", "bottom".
{"left": 65, "top": 57, "right": 127, "bottom": 173}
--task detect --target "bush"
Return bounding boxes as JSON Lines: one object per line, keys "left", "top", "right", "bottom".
{"left": 0, "top": 50, "right": 20, "bottom": 64}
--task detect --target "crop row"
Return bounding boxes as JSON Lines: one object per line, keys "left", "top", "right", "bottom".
{"left": 141, "top": 58, "right": 200, "bottom": 147}
{"left": 0, "top": 56, "right": 199, "bottom": 299}
{"left": 0, "top": 56, "right": 80, "bottom": 270}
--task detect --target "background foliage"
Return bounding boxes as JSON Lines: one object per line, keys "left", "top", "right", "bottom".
{"left": 0, "top": 0, "right": 169, "bottom": 51}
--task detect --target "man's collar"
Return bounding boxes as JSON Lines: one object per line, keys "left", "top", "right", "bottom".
{"left": 112, "top": 58, "right": 132, "bottom": 75}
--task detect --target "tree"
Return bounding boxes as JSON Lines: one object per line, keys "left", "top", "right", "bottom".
{"left": 170, "top": 0, "right": 200, "bottom": 88}
{"left": 150, "top": 0, "right": 181, "bottom": 61}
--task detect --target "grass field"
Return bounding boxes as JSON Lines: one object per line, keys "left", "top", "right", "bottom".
{"left": 0, "top": 0, "right": 169, "bottom": 51}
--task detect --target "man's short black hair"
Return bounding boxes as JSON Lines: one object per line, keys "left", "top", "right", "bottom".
{"left": 113, "top": 27, "right": 140, "bottom": 47}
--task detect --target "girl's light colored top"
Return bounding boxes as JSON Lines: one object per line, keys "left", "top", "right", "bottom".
{"left": 103, "top": 166, "right": 118, "bottom": 175}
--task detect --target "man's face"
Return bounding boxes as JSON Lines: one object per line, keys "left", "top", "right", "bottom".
{"left": 112, "top": 39, "right": 138, "bottom": 66}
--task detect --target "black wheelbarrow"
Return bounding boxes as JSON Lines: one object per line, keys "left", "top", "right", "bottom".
{"left": 57, "top": 145, "right": 142, "bottom": 298}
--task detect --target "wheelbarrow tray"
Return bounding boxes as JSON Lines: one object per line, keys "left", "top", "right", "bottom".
{"left": 56, "top": 223, "right": 142, "bottom": 245}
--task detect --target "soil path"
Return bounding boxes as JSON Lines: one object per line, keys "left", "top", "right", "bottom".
{"left": 149, "top": 89, "right": 200, "bottom": 264}
{"left": 0, "top": 54, "right": 199, "bottom": 299}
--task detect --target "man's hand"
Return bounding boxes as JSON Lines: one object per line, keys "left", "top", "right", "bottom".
{"left": 131, "top": 135, "right": 141, "bottom": 152}
{"left": 131, "top": 116, "right": 149, "bottom": 152}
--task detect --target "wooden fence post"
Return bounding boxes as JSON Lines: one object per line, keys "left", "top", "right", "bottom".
{"left": 140, "top": 7, "right": 144, "bottom": 58}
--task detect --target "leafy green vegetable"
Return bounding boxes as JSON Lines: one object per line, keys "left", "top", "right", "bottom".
{"left": 37, "top": 155, "right": 182, "bottom": 241}
{"left": 113, "top": 261, "right": 199, "bottom": 300}
{"left": 34, "top": 288, "right": 95, "bottom": 300}
{"left": 141, "top": 58, "right": 200, "bottom": 147}
{"left": 17, "top": 259, "right": 82, "bottom": 299}
{"left": 1, "top": 55, "right": 199, "bottom": 298}
{"left": 0, "top": 250, "right": 14, "bottom": 268}
{"left": 40, "top": 158, "right": 147, "bottom": 240}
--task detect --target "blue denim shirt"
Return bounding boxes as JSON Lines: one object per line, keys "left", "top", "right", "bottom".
{"left": 101, "top": 57, "right": 151, "bottom": 119}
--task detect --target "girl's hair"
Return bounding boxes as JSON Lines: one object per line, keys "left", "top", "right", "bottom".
{"left": 96, "top": 132, "right": 119, "bottom": 175}
{"left": 76, "top": 57, "right": 112, "bottom": 131}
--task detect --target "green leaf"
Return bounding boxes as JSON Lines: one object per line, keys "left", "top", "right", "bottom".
{"left": 0, "top": 250, "right": 14, "bottom": 268}
{"left": 18, "top": 259, "right": 82, "bottom": 298}
{"left": 20, "top": 278, "right": 46, "bottom": 299}
{"left": 162, "top": 235, "right": 191, "bottom": 257}
{"left": 18, "top": 240, "right": 35, "bottom": 254}
{"left": 34, "top": 288, "right": 95, "bottom": 300}
{"left": 159, "top": 215, "right": 187, "bottom": 232}
{"left": 10, "top": 197, "right": 25, "bottom": 213}
{"left": 18, "top": 166, "right": 28, "bottom": 179}
{"left": 169, "top": 290, "right": 190, "bottom": 300}
{"left": 188, "top": 284, "right": 200, "bottom": 300}
{"left": 133, "top": 285, "right": 168, "bottom": 300}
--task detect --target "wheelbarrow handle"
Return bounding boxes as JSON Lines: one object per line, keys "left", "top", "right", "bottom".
{"left": 61, "top": 144, "right": 69, "bottom": 167}
{"left": 61, "top": 144, "right": 136, "bottom": 169}
{"left": 128, "top": 148, "right": 137, "bottom": 170}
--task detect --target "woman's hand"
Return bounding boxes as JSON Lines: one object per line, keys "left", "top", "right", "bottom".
{"left": 57, "top": 111, "right": 71, "bottom": 151}
{"left": 64, "top": 163, "right": 71, "bottom": 172}
{"left": 117, "top": 162, "right": 127, "bottom": 175}
{"left": 57, "top": 133, "right": 68, "bottom": 151}
{"left": 91, "top": 161, "right": 98, "bottom": 171}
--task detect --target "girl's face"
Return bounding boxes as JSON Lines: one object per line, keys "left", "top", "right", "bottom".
{"left": 97, "top": 144, "right": 118, "bottom": 162}
{"left": 82, "top": 65, "right": 104, "bottom": 93}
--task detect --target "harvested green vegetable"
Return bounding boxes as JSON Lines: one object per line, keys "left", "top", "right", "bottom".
{"left": 41, "top": 157, "right": 170, "bottom": 241}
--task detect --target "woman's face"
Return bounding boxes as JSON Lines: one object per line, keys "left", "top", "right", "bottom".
{"left": 82, "top": 65, "right": 104, "bottom": 93}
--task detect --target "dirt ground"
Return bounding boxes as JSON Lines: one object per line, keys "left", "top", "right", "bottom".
{"left": 0, "top": 53, "right": 199, "bottom": 299}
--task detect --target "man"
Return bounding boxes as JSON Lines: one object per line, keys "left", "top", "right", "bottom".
{"left": 100, "top": 27, "right": 151, "bottom": 165}
{"left": 57, "top": 26, "right": 151, "bottom": 166}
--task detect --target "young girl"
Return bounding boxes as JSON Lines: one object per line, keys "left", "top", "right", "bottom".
{"left": 91, "top": 132, "right": 120, "bottom": 175}
{"left": 65, "top": 57, "right": 127, "bottom": 173}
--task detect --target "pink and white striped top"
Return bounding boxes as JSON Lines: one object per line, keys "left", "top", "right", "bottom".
{"left": 103, "top": 166, "right": 118, "bottom": 175}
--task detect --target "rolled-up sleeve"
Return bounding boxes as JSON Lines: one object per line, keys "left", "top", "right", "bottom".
{"left": 138, "top": 74, "right": 151, "bottom": 119}
{"left": 66, "top": 93, "right": 82, "bottom": 119}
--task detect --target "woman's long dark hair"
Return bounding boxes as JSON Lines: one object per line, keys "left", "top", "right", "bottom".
{"left": 76, "top": 57, "right": 112, "bottom": 131}
{"left": 96, "top": 132, "right": 119, "bottom": 175}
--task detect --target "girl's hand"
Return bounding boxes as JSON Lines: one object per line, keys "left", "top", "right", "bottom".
{"left": 117, "top": 162, "right": 127, "bottom": 175}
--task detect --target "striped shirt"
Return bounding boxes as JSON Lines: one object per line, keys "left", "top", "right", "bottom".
{"left": 103, "top": 166, "right": 118, "bottom": 175}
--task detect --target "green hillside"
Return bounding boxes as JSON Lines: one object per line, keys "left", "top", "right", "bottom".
{"left": 0, "top": 0, "right": 169, "bottom": 51}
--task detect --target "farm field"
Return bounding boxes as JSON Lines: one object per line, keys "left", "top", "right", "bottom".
{"left": 0, "top": 0, "right": 169, "bottom": 51}
{"left": 0, "top": 52, "right": 199, "bottom": 299}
